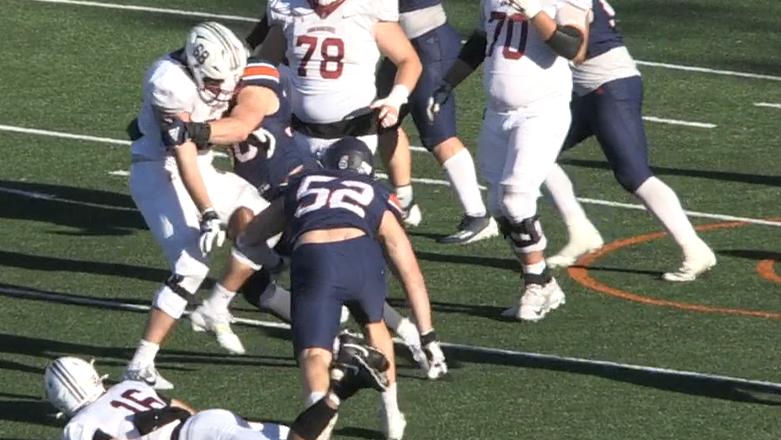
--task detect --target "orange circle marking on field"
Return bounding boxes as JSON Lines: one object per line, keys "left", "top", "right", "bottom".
{"left": 568, "top": 220, "right": 781, "bottom": 320}
{"left": 757, "top": 259, "right": 781, "bottom": 284}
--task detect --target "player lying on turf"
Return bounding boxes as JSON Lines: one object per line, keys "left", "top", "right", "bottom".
{"left": 44, "top": 337, "right": 390, "bottom": 440}
{"left": 233, "top": 137, "right": 448, "bottom": 439}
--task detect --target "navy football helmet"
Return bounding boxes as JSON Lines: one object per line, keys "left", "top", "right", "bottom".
{"left": 322, "top": 137, "right": 374, "bottom": 176}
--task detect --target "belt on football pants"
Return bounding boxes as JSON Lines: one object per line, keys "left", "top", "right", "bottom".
{"left": 292, "top": 110, "right": 379, "bottom": 139}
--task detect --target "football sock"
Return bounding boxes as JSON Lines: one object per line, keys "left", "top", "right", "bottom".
{"left": 130, "top": 339, "right": 159, "bottom": 367}
{"left": 544, "top": 164, "right": 590, "bottom": 229}
{"left": 206, "top": 283, "right": 235, "bottom": 311}
{"left": 634, "top": 177, "right": 699, "bottom": 249}
{"left": 381, "top": 382, "right": 400, "bottom": 415}
{"left": 395, "top": 185, "right": 414, "bottom": 208}
{"left": 523, "top": 260, "right": 547, "bottom": 276}
{"left": 442, "top": 149, "right": 486, "bottom": 217}
{"left": 258, "top": 283, "right": 292, "bottom": 322}
{"left": 290, "top": 398, "right": 339, "bottom": 440}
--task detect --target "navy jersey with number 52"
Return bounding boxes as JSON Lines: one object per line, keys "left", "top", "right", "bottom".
{"left": 284, "top": 170, "right": 403, "bottom": 244}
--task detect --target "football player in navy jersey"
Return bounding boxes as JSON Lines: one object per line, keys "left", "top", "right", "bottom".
{"left": 543, "top": 0, "right": 716, "bottom": 281}
{"left": 234, "top": 137, "right": 446, "bottom": 440}
{"left": 375, "top": 0, "right": 499, "bottom": 243}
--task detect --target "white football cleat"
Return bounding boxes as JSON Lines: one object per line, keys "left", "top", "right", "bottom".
{"left": 190, "top": 302, "right": 246, "bottom": 355}
{"left": 501, "top": 278, "right": 566, "bottom": 322}
{"left": 123, "top": 364, "right": 174, "bottom": 390}
{"left": 379, "top": 407, "right": 406, "bottom": 440}
{"left": 662, "top": 243, "right": 717, "bottom": 282}
{"left": 401, "top": 201, "right": 422, "bottom": 228}
{"left": 547, "top": 223, "right": 604, "bottom": 268}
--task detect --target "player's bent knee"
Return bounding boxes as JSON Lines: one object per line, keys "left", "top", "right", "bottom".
{"left": 152, "top": 273, "right": 203, "bottom": 319}
{"left": 615, "top": 167, "right": 653, "bottom": 193}
{"left": 499, "top": 190, "right": 538, "bottom": 223}
{"left": 496, "top": 215, "right": 548, "bottom": 254}
{"left": 227, "top": 207, "right": 254, "bottom": 241}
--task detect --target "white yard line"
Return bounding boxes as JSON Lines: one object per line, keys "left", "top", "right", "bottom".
{"left": 0, "top": 186, "right": 57, "bottom": 200}
{"left": 24, "top": 0, "right": 781, "bottom": 83}
{"left": 754, "top": 102, "right": 781, "bottom": 109}
{"left": 641, "top": 116, "right": 716, "bottom": 129}
{"left": 2, "top": 123, "right": 778, "bottom": 227}
{"left": 3, "top": 284, "right": 780, "bottom": 392}
{"left": 25, "top": 0, "right": 257, "bottom": 22}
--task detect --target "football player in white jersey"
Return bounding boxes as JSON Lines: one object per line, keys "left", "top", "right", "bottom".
{"left": 262, "top": 0, "right": 422, "bottom": 159}
{"left": 428, "top": 0, "right": 590, "bottom": 321}
{"left": 46, "top": 344, "right": 389, "bottom": 440}
{"left": 125, "top": 22, "right": 271, "bottom": 389}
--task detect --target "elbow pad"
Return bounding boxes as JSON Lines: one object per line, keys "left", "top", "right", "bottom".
{"left": 545, "top": 25, "right": 583, "bottom": 60}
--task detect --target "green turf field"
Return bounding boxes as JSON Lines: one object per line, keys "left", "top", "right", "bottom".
{"left": 1, "top": 0, "right": 780, "bottom": 438}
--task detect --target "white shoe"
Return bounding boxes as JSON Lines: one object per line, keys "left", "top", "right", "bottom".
{"left": 547, "top": 223, "right": 604, "bottom": 268}
{"left": 190, "top": 302, "right": 246, "bottom": 355}
{"left": 123, "top": 364, "right": 174, "bottom": 390}
{"left": 395, "top": 319, "right": 427, "bottom": 371}
{"left": 401, "top": 201, "right": 422, "bottom": 228}
{"left": 662, "top": 243, "right": 717, "bottom": 282}
{"left": 379, "top": 407, "right": 406, "bottom": 440}
{"left": 501, "top": 278, "right": 566, "bottom": 322}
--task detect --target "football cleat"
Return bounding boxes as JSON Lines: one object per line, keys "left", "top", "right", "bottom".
{"left": 437, "top": 215, "right": 499, "bottom": 245}
{"left": 331, "top": 332, "right": 390, "bottom": 400}
{"left": 662, "top": 242, "right": 717, "bottom": 282}
{"left": 190, "top": 302, "right": 246, "bottom": 355}
{"left": 546, "top": 222, "right": 604, "bottom": 268}
{"left": 123, "top": 364, "right": 174, "bottom": 390}
{"left": 501, "top": 278, "right": 566, "bottom": 322}
{"left": 400, "top": 200, "right": 422, "bottom": 228}
{"left": 379, "top": 406, "right": 407, "bottom": 440}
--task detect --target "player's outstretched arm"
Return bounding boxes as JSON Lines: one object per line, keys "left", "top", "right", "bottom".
{"left": 203, "top": 85, "right": 280, "bottom": 145}
{"left": 259, "top": 24, "right": 287, "bottom": 65}
{"left": 233, "top": 197, "right": 288, "bottom": 270}
{"left": 246, "top": 14, "right": 270, "bottom": 51}
{"left": 426, "top": 30, "right": 486, "bottom": 122}
{"left": 377, "top": 211, "right": 433, "bottom": 333}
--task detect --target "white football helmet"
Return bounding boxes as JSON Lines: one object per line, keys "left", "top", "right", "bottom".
{"left": 43, "top": 357, "right": 106, "bottom": 417}
{"left": 185, "top": 21, "right": 248, "bottom": 103}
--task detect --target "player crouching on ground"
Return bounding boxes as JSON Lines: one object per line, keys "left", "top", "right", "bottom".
{"left": 44, "top": 341, "right": 390, "bottom": 440}
{"left": 233, "top": 137, "right": 446, "bottom": 439}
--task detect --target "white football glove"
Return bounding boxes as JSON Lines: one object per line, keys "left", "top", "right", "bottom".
{"left": 370, "top": 84, "right": 410, "bottom": 128}
{"left": 509, "top": 0, "right": 543, "bottom": 18}
{"left": 199, "top": 208, "right": 225, "bottom": 254}
{"left": 426, "top": 82, "right": 453, "bottom": 123}
{"left": 421, "top": 330, "right": 448, "bottom": 380}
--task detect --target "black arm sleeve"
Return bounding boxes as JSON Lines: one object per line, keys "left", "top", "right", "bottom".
{"left": 442, "top": 31, "right": 487, "bottom": 88}
{"left": 545, "top": 25, "right": 584, "bottom": 60}
{"left": 245, "top": 14, "right": 270, "bottom": 51}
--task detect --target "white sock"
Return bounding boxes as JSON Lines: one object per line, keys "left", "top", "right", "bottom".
{"left": 206, "top": 283, "right": 236, "bottom": 310}
{"left": 259, "top": 283, "right": 292, "bottom": 322}
{"left": 634, "top": 177, "right": 699, "bottom": 249}
{"left": 395, "top": 185, "right": 414, "bottom": 208}
{"left": 522, "top": 260, "right": 547, "bottom": 276}
{"left": 544, "top": 164, "right": 590, "bottom": 230}
{"left": 381, "top": 382, "right": 400, "bottom": 414}
{"left": 129, "top": 339, "right": 159, "bottom": 367}
{"left": 442, "top": 149, "right": 486, "bottom": 217}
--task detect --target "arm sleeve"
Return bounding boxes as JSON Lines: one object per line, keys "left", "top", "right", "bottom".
{"left": 241, "top": 58, "right": 282, "bottom": 95}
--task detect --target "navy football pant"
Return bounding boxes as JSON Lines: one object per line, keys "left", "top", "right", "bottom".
{"left": 564, "top": 75, "right": 653, "bottom": 192}
{"left": 290, "top": 235, "right": 387, "bottom": 355}
{"left": 376, "top": 23, "right": 462, "bottom": 150}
